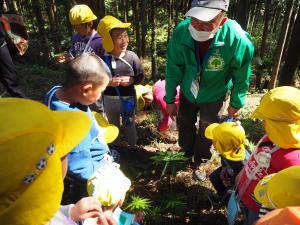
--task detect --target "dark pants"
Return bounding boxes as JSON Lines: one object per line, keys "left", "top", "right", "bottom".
{"left": 178, "top": 93, "right": 225, "bottom": 165}
{"left": 61, "top": 172, "right": 88, "bottom": 204}
{"left": 0, "top": 43, "right": 26, "bottom": 98}
{"left": 209, "top": 166, "right": 227, "bottom": 198}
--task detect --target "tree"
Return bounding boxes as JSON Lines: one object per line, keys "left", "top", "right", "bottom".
{"left": 269, "top": 0, "right": 295, "bottom": 89}
{"left": 278, "top": 4, "right": 300, "bottom": 86}
{"left": 31, "top": 0, "right": 51, "bottom": 60}
{"left": 150, "top": 0, "right": 157, "bottom": 80}
{"left": 45, "top": 0, "right": 61, "bottom": 53}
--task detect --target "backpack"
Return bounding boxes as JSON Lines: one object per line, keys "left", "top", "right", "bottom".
{"left": 1, "top": 13, "right": 28, "bottom": 56}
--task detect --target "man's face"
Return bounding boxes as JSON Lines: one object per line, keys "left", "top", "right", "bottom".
{"left": 111, "top": 28, "right": 129, "bottom": 54}
{"left": 190, "top": 12, "right": 225, "bottom": 32}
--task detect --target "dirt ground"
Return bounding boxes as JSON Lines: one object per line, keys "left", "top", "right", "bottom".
{"left": 0, "top": 62, "right": 264, "bottom": 225}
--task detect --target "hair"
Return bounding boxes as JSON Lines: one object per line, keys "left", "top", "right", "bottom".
{"left": 63, "top": 53, "right": 109, "bottom": 89}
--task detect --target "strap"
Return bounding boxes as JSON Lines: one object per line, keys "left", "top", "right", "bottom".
{"left": 238, "top": 142, "right": 280, "bottom": 198}
{"left": 83, "top": 30, "right": 96, "bottom": 53}
{"left": 46, "top": 86, "right": 61, "bottom": 108}
{"left": 118, "top": 56, "right": 134, "bottom": 73}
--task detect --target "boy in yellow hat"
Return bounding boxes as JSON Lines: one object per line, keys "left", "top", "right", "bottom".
{"left": 68, "top": 4, "right": 104, "bottom": 60}
{"left": 44, "top": 53, "right": 116, "bottom": 204}
{"left": 97, "top": 15, "right": 144, "bottom": 147}
{"left": 0, "top": 98, "right": 116, "bottom": 225}
{"left": 204, "top": 121, "right": 247, "bottom": 203}
{"left": 236, "top": 86, "right": 300, "bottom": 225}
{"left": 253, "top": 166, "right": 300, "bottom": 219}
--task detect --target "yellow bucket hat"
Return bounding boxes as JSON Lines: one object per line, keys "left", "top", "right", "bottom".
{"left": 252, "top": 86, "right": 300, "bottom": 148}
{"left": 254, "top": 166, "right": 300, "bottom": 209}
{"left": 97, "top": 15, "right": 131, "bottom": 52}
{"left": 93, "top": 112, "right": 119, "bottom": 143}
{"left": 69, "top": 4, "right": 97, "bottom": 25}
{"left": 0, "top": 98, "right": 91, "bottom": 225}
{"left": 135, "top": 84, "right": 153, "bottom": 111}
{"left": 205, "top": 121, "right": 246, "bottom": 161}
{"left": 87, "top": 165, "right": 131, "bottom": 207}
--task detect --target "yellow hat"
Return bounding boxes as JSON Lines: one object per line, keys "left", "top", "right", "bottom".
{"left": 205, "top": 121, "right": 246, "bottom": 161}
{"left": 87, "top": 165, "right": 131, "bottom": 206}
{"left": 135, "top": 84, "right": 153, "bottom": 111}
{"left": 97, "top": 15, "right": 131, "bottom": 52}
{"left": 69, "top": 4, "right": 97, "bottom": 25}
{"left": 254, "top": 166, "right": 300, "bottom": 209}
{"left": 252, "top": 86, "right": 300, "bottom": 148}
{"left": 0, "top": 98, "right": 91, "bottom": 225}
{"left": 92, "top": 112, "right": 119, "bottom": 143}
{"left": 254, "top": 207, "right": 300, "bottom": 225}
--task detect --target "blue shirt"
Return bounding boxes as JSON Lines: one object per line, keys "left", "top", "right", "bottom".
{"left": 44, "top": 86, "right": 110, "bottom": 180}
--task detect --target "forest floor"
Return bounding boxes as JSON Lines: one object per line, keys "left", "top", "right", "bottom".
{"left": 0, "top": 61, "right": 264, "bottom": 225}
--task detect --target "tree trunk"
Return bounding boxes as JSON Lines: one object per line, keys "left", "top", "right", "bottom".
{"left": 167, "top": 0, "right": 173, "bottom": 43}
{"left": 236, "top": 0, "right": 250, "bottom": 30}
{"left": 278, "top": 4, "right": 300, "bottom": 86}
{"left": 248, "top": 0, "right": 258, "bottom": 34}
{"left": 150, "top": 0, "right": 157, "bottom": 80}
{"left": 132, "top": 0, "right": 141, "bottom": 57}
{"left": 269, "top": 0, "right": 295, "bottom": 89}
{"left": 6, "top": 0, "right": 18, "bottom": 12}
{"left": 31, "top": 0, "right": 51, "bottom": 60}
{"left": 141, "top": 0, "right": 147, "bottom": 58}
{"left": 260, "top": 0, "right": 271, "bottom": 59}
{"left": 63, "top": 1, "right": 73, "bottom": 38}
{"left": 282, "top": 1, "right": 299, "bottom": 62}
{"left": 45, "top": 0, "right": 61, "bottom": 53}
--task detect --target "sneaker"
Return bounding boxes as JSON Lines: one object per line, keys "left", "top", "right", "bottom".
{"left": 193, "top": 169, "right": 207, "bottom": 181}
{"left": 110, "top": 149, "right": 121, "bottom": 163}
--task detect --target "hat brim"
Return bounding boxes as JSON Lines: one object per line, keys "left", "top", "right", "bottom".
{"left": 221, "top": 144, "right": 246, "bottom": 161}
{"left": 251, "top": 106, "right": 265, "bottom": 120}
{"left": 93, "top": 112, "right": 119, "bottom": 144}
{"left": 111, "top": 22, "right": 131, "bottom": 30}
{"left": 54, "top": 111, "right": 91, "bottom": 157}
{"left": 205, "top": 123, "right": 219, "bottom": 139}
{"left": 254, "top": 174, "right": 276, "bottom": 208}
{"left": 185, "top": 7, "right": 221, "bottom": 21}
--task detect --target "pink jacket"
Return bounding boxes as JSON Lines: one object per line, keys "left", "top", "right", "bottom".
{"left": 153, "top": 80, "right": 180, "bottom": 131}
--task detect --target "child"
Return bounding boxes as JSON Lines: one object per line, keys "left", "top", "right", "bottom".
{"left": 0, "top": 98, "right": 115, "bottom": 225}
{"left": 236, "top": 86, "right": 300, "bottom": 225}
{"left": 97, "top": 15, "right": 145, "bottom": 147}
{"left": 44, "top": 53, "right": 111, "bottom": 204}
{"left": 153, "top": 79, "right": 180, "bottom": 132}
{"left": 84, "top": 164, "right": 143, "bottom": 225}
{"left": 205, "top": 121, "right": 247, "bottom": 203}
{"left": 134, "top": 84, "right": 153, "bottom": 111}
{"left": 253, "top": 166, "right": 300, "bottom": 218}
{"left": 68, "top": 4, "right": 104, "bottom": 60}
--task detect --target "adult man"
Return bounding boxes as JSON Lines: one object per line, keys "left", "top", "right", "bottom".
{"left": 0, "top": 13, "right": 26, "bottom": 98}
{"left": 164, "top": 0, "right": 254, "bottom": 176}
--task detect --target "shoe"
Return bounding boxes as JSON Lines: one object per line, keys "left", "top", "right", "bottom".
{"left": 193, "top": 169, "right": 207, "bottom": 181}
{"left": 110, "top": 149, "right": 121, "bottom": 163}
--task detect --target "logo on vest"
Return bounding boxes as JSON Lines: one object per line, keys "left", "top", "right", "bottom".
{"left": 207, "top": 50, "right": 225, "bottom": 71}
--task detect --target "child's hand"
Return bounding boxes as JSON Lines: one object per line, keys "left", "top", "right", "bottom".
{"left": 119, "top": 76, "right": 133, "bottom": 86}
{"left": 96, "top": 214, "right": 118, "bottom": 225}
{"left": 70, "top": 197, "right": 102, "bottom": 222}
{"left": 134, "top": 210, "right": 144, "bottom": 223}
{"left": 220, "top": 167, "right": 232, "bottom": 187}
{"left": 109, "top": 77, "right": 122, "bottom": 87}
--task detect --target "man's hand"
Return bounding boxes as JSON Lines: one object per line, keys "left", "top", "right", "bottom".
{"left": 166, "top": 103, "right": 177, "bottom": 120}
{"left": 227, "top": 105, "right": 240, "bottom": 117}
{"left": 70, "top": 197, "right": 102, "bottom": 222}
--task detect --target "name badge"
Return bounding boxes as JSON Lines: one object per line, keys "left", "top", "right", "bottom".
{"left": 190, "top": 79, "right": 199, "bottom": 99}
